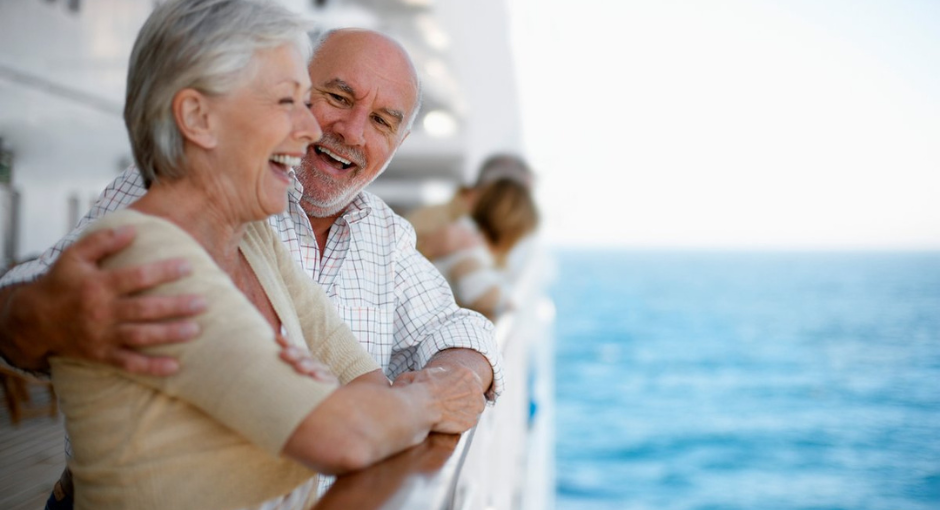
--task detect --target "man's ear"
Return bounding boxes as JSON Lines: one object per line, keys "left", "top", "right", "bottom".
{"left": 173, "top": 88, "right": 217, "bottom": 150}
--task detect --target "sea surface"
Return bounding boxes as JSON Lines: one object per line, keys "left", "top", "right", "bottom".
{"left": 551, "top": 250, "right": 940, "bottom": 510}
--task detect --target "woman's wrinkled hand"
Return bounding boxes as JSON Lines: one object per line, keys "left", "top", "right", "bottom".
{"left": 393, "top": 365, "right": 485, "bottom": 435}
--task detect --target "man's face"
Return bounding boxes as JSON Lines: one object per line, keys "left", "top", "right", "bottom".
{"left": 297, "top": 30, "right": 418, "bottom": 218}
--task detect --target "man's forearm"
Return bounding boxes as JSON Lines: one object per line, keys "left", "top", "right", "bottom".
{"left": 0, "top": 283, "right": 52, "bottom": 372}
{"left": 425, "top": 348, "right": 494, "bottom": 399}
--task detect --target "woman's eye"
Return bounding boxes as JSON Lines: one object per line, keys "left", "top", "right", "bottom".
{"left": 279, "top": 98, "right": 295, "bottom": 105}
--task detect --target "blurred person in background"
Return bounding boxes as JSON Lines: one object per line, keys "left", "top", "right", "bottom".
{"left": 428, "top": 178, "right": 539, "bottom": 320}
{"left": 409, "top": 154, "right": 539, "bottom": 317}
{"left": 0, "top": 10, "right": 499, "bottom": 510}
{"left": 409, "top": 153, "right": 535, "bottom": 266}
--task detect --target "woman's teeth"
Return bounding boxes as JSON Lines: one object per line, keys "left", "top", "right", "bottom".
{"left": 270, "top": 154, "right": 302, "bottom": 167}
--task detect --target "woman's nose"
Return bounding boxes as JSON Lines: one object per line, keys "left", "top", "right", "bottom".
{"left": 296, "top": 103, "right": 322, "bottom": 144}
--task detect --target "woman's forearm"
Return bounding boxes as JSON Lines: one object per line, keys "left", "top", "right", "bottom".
{"left": 281, "top": 370, "right": 438, "bottom": 475}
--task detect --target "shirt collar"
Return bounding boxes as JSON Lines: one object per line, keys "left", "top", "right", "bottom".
{"left": 339, "top": 192, "right": 372, "bottom": 224}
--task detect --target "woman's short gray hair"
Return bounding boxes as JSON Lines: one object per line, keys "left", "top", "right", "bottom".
{"left": 125, "top": 0, "right": 314, "bottom": 187}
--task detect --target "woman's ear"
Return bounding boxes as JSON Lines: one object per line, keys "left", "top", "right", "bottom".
{"left": 173, "top": 88, "right": 217, "bottom": 150}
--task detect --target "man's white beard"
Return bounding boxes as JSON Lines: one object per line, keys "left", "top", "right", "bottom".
{"left": 301, "top": 175, "right": 360, "bottom": 217}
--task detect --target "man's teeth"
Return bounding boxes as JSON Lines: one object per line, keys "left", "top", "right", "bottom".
{"left": 316, "top": 146, "right": 352, "bottom": 166}
{"left": 270, "top": 154, "right": 302, "bottom": 167}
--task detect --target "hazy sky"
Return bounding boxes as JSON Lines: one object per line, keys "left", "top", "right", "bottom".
{"left": 507, "top": 0, "right": 940, "bottom": 249}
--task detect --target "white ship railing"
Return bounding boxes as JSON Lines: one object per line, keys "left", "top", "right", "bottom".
{"left": 313, "top": 249, "right": 556, "bottom": 510}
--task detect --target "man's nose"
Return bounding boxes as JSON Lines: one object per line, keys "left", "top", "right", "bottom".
{"left": 333, "top": 105, "right": 367, "bottom": 146}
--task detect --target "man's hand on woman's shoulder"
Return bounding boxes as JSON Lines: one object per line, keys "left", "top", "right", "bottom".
{"left": 0, "top": 226, "right": 206, "bottom": 375}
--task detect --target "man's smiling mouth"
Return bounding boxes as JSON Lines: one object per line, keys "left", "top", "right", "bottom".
{"left": 315, "top": 146, "right": 354, "bottom": 170}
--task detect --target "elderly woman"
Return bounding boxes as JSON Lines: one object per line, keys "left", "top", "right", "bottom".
{"left": 48, "top": 1, "right": 471, "bottom": 509}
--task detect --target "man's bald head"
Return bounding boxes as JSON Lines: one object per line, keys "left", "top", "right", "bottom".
{"left": 311, "top": 28, "right": 422, "bottom": 129}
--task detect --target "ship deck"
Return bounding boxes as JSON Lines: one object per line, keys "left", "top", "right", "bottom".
{"left": 0, "top": 378, "right": 65, "bottom": 510}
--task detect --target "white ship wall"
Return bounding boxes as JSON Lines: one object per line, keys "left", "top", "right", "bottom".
{"left": 1, "top": 0, "right": 526, "bottom": 259}
{"left": 0, "top": 0, "right": 145, "bottom": 259}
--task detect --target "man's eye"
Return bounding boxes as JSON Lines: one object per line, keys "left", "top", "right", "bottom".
{"left": 279, "top": 98, "right": 295, "bottom": 105}
{"left": 328, "top": 93, "right": 349, "bottom": 105}
{"left": 372, "top": 115, "right": 390, "bottom": 128}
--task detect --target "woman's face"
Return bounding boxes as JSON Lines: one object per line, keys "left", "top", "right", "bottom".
{"left": 207, "top": 43, "right": 321, "bottom": 220}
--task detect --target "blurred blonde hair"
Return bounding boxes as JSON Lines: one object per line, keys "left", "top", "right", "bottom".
{"left": 471, "top": 178, "right": 539, "bottom": 264}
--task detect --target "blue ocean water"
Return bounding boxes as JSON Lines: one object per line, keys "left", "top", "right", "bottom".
{"left": 551, "top": 250, "right": 940, "bottom": 510}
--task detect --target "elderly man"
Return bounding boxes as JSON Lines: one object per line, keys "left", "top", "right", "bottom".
{"left": 0, "top": 27, "right": 500, "bottom": 507}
